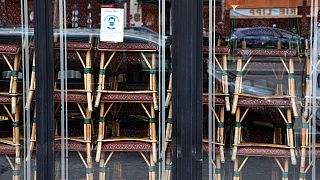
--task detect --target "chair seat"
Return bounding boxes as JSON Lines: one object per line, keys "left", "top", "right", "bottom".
{"left": 30, "top": 42, "right": 91, "bottom": 50}
{"left": 237, "top": 97, "right": 291, "bottom": 107}
{"left": 0, "top": 95, "right": 12, "bottom": 104}
{"left": 304, "top": 148, "right": 320, "bottom": 157}
{"left": 203, "top": 46, "right": 230, "bottom": 54}
{"left": 237, "top": 48, "right": 298, "bottom": 57}
{"left": 101, "top": 141, "right": 152, "bottom": 152}
{"left": 53, "top": 42, "right": 92, "bottom": 50}
{"left": 98, "top": 42, "right": 157, "bottom": 51}
{"left": 202, "top": 95, "right": 226, "bottom": 105}
{"left": 112, "top": 53, "right": 146, "bottom": 64}
{"left": 101, "top": 93, "right": 153, "bottom": 103}
{"left": 54, "top": 141, "right": 87, "bottom": 152}
{"left": 54, "top": 93, "right": 88, "bottom": 103}
{"left": 0, "top": 44, "right": 19, "bottom": 54}
{"left": 237, "top": 147, "right": 291, "bottom": 157}
{"left": 0, "top": 144, "right": 16, "bottom": 154}
{"left": 202, "top": 143, "right": 221, "bottom": 153}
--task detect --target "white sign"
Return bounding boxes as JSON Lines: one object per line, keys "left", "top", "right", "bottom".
{"left": 100, "top": 8, "right": 124, "bottom": 42}
{"left": 230, "top": 8, "right": 298, "bottom": 18}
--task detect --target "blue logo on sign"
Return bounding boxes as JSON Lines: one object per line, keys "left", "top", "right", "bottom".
{"left": 105, "top": 15, "right": 119, "bottom": 30}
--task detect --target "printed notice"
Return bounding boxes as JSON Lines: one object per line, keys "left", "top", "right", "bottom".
{"left": 100, "top": 8, "right": 124, "bottom": 42}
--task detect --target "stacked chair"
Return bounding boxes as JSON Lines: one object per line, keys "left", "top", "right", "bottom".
{"left": 94, "top": 40, "right": 159, "bottom": 180}
{"left": 26, "top": 1, "right": 100, "bottom": 179}
{"left": 230, "top": 39, "right": 300, "bottom": 179}
{"left": 0, "top": 43, "right": 22, "bottom": 180}
{"left": 163, "top": 36, "right": 230, "bottom": 180}
{"left": 299, "top": 41, "right": 320, "bottom": 180}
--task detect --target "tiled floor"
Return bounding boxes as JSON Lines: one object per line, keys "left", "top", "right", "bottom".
{"left": 0, "top": 149, "right": 319, "bottom": 179}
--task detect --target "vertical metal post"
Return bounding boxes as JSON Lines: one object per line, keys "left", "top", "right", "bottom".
{"left": 172, "top": 0, "right": 203, "bottom": 179}
{"left": 34, "top": 0, "right": 55, "bottom": 179}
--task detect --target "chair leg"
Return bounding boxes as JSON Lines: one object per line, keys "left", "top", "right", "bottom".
{"left": 215, "top": 154, "right": 222, "bottom": 180}
{"left": 95, "top": 52, "right": 106, "bottom": 108}
{"left": 286, "top": 109, "right": 296, "bottom": 165}
{"left": 165, "top": 149, "right": 172, "bottom": 180}
{"left": 222, "top": 54, "right": 230, "bottom": 111}
{"left": 99, "top": 152, "right": 106, "bottom": 180}
{"left": 26, "top": 52, "right": 36, "bottom": 110}
{"left": 96, "top": 103, "right": 106, "bottom": 162}
{"left": 165, "top": 73, "right": 172, "bottom": 108}
{"left": 288, "top": 58, "right": 298, "bottom": 117}
{"left": 149, "top": 152, "right": 156, "bottom": 180}
{"left": 11, "top": 53, "right": 20, "bottom": 114}
{"left": 218, "top": 106, "right": 225, "bottom": 163}
{"left": 300, "top": 125, "right": 308, "bottom": 180}
{"left": 231, "top": 58, "right": 242, "bottom": 114}
{"left": 85, "top": 51, "right": 93, "bottom": 112}
{"left": 151, "top": 53, "right": 158, "bottom": 110}
{"left": 150, "top": 104, "right": 157, "bottom": 163}
{"left": 84, "top": 108, "right": 93, "bottom": 180}
{"left": 29, "top": 108, "right": 37, "bottom": 158}
{"left": 282, "top": 159, "right": 289, "bottom": 180}
{"left": 233, "top": 158, "right": 239, "bottom": 180}
{"left": 165, "top": 101, "right": 172, "bottom": 150}
{"left": 13, "top": 104, "right": 21, "bottom": 165}
{"left": 232, "top": 108, "right": 241, "bottom": 161}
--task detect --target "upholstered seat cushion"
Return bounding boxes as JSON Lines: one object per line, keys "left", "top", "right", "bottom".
{"left": 101, "top": 141, "right": 152, "bottom": 152}
{"left": 54, "top": 93, "right": 88, "bottom": 103}
{"left": 236, "top": 147, "right": 291, "bottom": 157}
{"left": 203, "top": 46, "right": 230, "bottom": 54}
{"left": 30, "top": 42, "right": 91, "bottom": 50}
{"left": 202, "top": 95, "right": 226, "bottom": 105}
{"left": 237, "top": 97, "right": 291, "bottom": 107}
{"left": 237, "top": 48, "right": 298, "bottom": 57}
{"left": 98, "top": 42, "right": 157, "bottom": 51}
{"left": 100, "top": 93, "right": 153, "bottom": 103}
{"left": 0, "top": 44, "right": 19, "bottom": 54}
{"left": 0, "top": 144, "right": 16, "bottom": 154}
{"left": 54, "top": 141, "right": 86, "bottom": 152}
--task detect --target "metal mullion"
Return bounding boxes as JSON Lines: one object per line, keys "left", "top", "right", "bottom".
{"left": 34, "top": 0, "right": 55, "bottom": 179}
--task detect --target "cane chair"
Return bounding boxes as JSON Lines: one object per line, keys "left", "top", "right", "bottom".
{"left": 0, "top": 100, "right": 21, "bottom": 180}
{"left": 203, "top": 44, "right": 231, "bottom": 111}
{"left": 299, "top": 44, "right": 318, "bottom": 180}
{"left": 231, "top": 104, "right": 297, "bottom": 179}
{"left": 231, "top": 45, "right": 300, "bottom": 118}
{"left": 27, "top": 55, "right": 95, "bottom": 179}
{"left": 95, "top": 95, "right": 157, "bottom": 180}
{"left": 26, "top": 0, "right": 99, "bottom": 178}
{"left": 94, "top": 41, "right": 158, "bottom": 111}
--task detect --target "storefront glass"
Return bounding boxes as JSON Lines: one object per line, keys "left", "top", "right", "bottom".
{"left": 0, "top": 0, "right": 319, "bottom": 179}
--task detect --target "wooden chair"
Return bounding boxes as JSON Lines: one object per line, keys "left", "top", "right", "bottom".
{"left": 94, "top": 39, "right": 159, "bottom": 180}
{"left": 0, "top": 44, "right": 21, "bottom": 114}
{"left": 0, "top": 43, "right": 22, "bottom": 180}
{"left": 0, "top": 101, "right": 21, "bottom": 180}
{"left": 27, "top": 39, "right": 95, "bottom": 179}
{"left": 94, "top": 42, "right": 158, "bottom": 111}
{"left": 231, "top": 104, "right": 297, "bottom": 179}
{"left": 96, "top": 95, "right": 157, "bottom": 180}
{"left": 231, "top": 46, "right": 300, "bottom": 118}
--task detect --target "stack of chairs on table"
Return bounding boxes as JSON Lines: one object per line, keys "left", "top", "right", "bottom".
{"left": 230, "top": 40, "right": 301, "bottom": 179}
{"left": 94, "top": 39, "right": 159, "bottom": 180}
